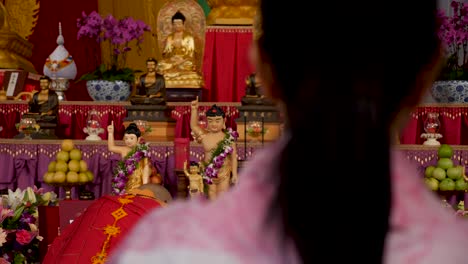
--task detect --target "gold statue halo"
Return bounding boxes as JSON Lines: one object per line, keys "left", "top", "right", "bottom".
{"left": 4, "top": 0, "right": 40, "bottom": 39}
{"left": 0, "top": 0, "right": 38, "bottom": 73}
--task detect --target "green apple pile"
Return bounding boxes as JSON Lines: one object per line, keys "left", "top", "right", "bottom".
{"left": 424, "top": 144, "right": 468, "bottom": 192}
{"left": 43, "top": 139, "right": 94, "bottom": 185}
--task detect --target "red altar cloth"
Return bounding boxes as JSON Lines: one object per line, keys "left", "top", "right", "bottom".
{"left": 57, "top": 101, "right": 128, "bottom": 140}
{"left": 399, "top": 104, "right": 468, "bottom": 145}
{"left": 0, "top": 101, "right": 127, "bottom": 140}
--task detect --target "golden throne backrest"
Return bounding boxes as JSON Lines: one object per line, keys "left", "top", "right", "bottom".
{"left": 157, "top": 0, "right": 206, "bottom": 73}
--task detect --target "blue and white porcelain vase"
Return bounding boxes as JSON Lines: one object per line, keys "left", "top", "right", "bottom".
{"left": 86, "top": 80, "right": 131, "bottom": 101}
{"left": 431, "top": 80, "right": 468, "bottom": 103}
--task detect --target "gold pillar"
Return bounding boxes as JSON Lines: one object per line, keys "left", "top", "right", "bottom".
{"left": 98, "top": 0, "right": 167, "bottom": 72}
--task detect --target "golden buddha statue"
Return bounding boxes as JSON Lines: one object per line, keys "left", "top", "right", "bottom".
{"left": 0, "top": 0, "right": 38, "bottom": 72}
{"left": 206, "top": 0, "right": 258, "bottom": 25}
{"left": 157, "top": 1, "right": 206, "bottom": 88}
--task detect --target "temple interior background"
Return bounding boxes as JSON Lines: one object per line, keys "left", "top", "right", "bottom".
{"left": 0, "top": 0, "right": 468, "bottom": 262}
{"left": 1, "top": 0, "right": 256, "bottom": 102}
{"left": 0, "top": 0, "right": 467, "bottom": 202}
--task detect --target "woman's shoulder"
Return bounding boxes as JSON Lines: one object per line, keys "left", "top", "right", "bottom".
{"left": 388, "top": 149, "right": 468, "bottom": 263}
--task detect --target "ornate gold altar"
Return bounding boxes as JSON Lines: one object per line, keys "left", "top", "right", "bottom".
{"left": 156, "top": 0, "right": 206, "bottom": 89}
{"left": 206, "top": 0, "right": 258, "bottom": 25}
{"left": 0, "top": 0, "right": 38, "bottom": 73}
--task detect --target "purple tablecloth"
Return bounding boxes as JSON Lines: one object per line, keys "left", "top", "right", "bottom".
{"left": 0, "top": 139, "right": 259, "bottom": 199}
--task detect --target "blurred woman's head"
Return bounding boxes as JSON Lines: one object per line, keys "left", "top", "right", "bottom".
{"left": 254, "top": 1, "right": 441, "bottom": 130}
{"left": 254, "top": 1, "right": 441, "bottom": 263}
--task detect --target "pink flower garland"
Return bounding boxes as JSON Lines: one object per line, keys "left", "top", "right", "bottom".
{"left": 112, "top": 143, "right": 151, "bottom": 195}
{"left": 203, "top": 128, "right": 238, "bottom": 184}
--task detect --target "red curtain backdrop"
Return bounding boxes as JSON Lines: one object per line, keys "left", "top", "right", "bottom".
{"left": 27, "top": 0, "right": 100, "bottom": 101}
{"left": 202, "top": 26, "right": 254, "bottom": 102}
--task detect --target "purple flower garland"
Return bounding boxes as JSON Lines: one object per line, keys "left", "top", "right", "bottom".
{"left": 203, "top": 128, "right": 239, "bottom": 184}
{"left": 112, "top": 143, "right": 151, "bottom": 195}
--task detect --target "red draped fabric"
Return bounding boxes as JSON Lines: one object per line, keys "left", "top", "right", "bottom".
{"left": 171, "top": 106, "right": 192, "bottom": 139}
{"left": 0, "top": 103, "right": 29, "bottom": 138}
{"left": 399, "top": 105, "right": 468, "bottom": 145}
{"left": 58, "top": 103, "right": 127, "bottom": 140}
{"left": 42, "top": 195, "right": 162, "bottom": 263}
{"left": 27, "top": 0, "right": 100, "bottom": 101}
{"left": 202, "top": 26, "right": 255, "bottom": 102}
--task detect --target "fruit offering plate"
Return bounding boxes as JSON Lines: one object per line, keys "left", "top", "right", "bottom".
{"left": 47, "top": 182, "right": 87, "bottom": 200}
{"left": 437, "top": 190, "right": 467, "bottom": 197}
{"left": 46, "top": 182, "right": 87, "bottom": 188}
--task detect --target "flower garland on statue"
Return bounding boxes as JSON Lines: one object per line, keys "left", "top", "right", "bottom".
{"left": 202, "top": 128, "right": 239, "bottom": 184}
{"left": 112, "top": 143, "right": 151, "bottom": 195}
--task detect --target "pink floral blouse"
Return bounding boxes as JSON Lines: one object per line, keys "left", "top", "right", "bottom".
{"left": 108, "top": 136, "right": 468, "bottom": 264}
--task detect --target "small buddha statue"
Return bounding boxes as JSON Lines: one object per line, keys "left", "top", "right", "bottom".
{"left": 24, "top": 75, "right": 59, "bottom": 123}
{"left": 129, "top": 58, "right": 166, "bottom": 105}
{"left": 241, "top": 72, "right": 274, "bottom": 105}
{"left": 183, "top": 160, "right": 204, "bottom": 198}
{"left": 157, "top": 10, "right": 204, "bottom": 88}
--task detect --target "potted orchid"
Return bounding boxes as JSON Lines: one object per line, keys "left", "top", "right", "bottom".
{"left": 437, "top": 1, "right": 468, "bottom": 81}
{"left": 432, "top": 1, "right": 468, "bottom": 103}
{"left": 0, "top": 186, "right": 58, "bottom": 263}
{"left": 76, "top": 11, "right": 151, "bottom": 101}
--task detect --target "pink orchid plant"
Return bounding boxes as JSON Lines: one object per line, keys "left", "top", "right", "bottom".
{"left": 76, "top": 11, "right": 151, "bottom": 82}
{"left": 437, "top": 1, "right": 468, "bottom": 80}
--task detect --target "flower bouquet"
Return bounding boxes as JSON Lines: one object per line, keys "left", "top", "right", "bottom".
{"left": 15, "top": 124, "right": 40, "bottom": 134}
{"left": 15, "top": 118, "right": 40, "bottom": 140}
{"left": 0, "top": 186, "right": 58, "bottom": 263}
{"left": 133, "top": 120, "right": 152, "bottom": 136}
{"left": 246, "top": 121, "right": 267, "bottom": 138}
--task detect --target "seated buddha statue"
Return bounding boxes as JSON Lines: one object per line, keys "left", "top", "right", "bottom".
{"left": 241, "top": 72, "right": 275, "bottom": 105}
{"left": 130, "top": 57, "right": 166, "bottom": 105}
{"left": 25, "top": 75, "right": 59, "bottom": 124}
{"left": 156, "top": 10, "right": 204, "bottom": 88}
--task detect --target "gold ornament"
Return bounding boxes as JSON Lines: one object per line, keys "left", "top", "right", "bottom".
{"left": 4, "top": 0, "right": 40, "bottom": 39}
{"left": 0, "top": 1, "right": 39, "bottom": 72}
{"left": 206, "top": 0, "right": 258, "bottom": 25}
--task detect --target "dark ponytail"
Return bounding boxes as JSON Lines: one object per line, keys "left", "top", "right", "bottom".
{"left": 259, "top": 0, "right": 440, "bottom": 262}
